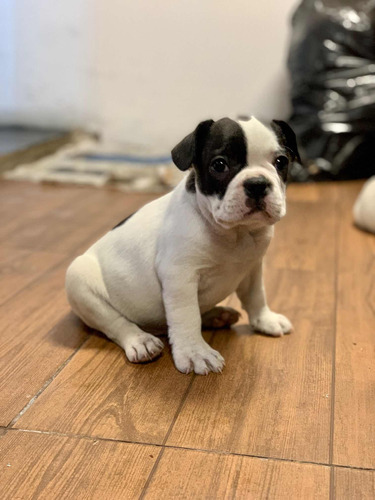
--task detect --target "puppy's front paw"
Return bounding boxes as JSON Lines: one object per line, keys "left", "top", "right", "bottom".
{"left": 173, "top": 342, "right": 225, "bottom": 375}
{"left": 250, "top": 311, "right": 292, "bottom": 337}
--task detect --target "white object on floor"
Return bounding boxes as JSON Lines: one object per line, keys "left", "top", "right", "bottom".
{"left": 353, "top": 176, "right": 375, "bottom": 234}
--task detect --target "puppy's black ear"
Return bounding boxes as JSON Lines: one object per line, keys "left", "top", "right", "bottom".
{"left": 272, "top": 120, "right": 301, "bottom": 164}
{"left": 171, "top": 119, "right": 214, "bottom": 171}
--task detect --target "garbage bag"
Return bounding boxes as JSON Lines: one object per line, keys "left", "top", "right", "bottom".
{"left": 288, "top": 0, "right": 375, "bottom": 181}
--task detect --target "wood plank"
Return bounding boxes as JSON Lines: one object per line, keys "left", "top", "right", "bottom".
{"left": 0, "top": 430, "right": 159, "bottom": 500}
{"left": 0, "top": 181, "right": 167, "bottom": 435}
{"left": 334, "top": 467, "right": 375, "bottom": 499}
{"left": 15, "top": 334, "right": 193, "bottom": 444}
{"left": 0, "top": 182, "right": 86, "bottom": 240}
{"left": 0, "top": 179, "right": 157, "bottom": 256}
{"left": 333, "top": 182, "right": 375, "bottom": 468}
{"left": 268, "top": 182, "right": 338, "bottom": 271}
{"left": 167, "top": 184, "right": 338, "bottom": 463}
{"left": 4, "top": 188, "right": 155, "bottom": 254}
{"left": 0, "top": 179, "right": 81, "bottom": 202}
{"left": 144, "top": 448, "right": 330, "bottom": 499}
{"left": 0, "top": 262, "right": 88, "bottom": 425}
{"left": 168, "top": 270, "right": 334, "bottom": 462}
{"left": 0, "top": 246, "right": 64, "bottom": 305}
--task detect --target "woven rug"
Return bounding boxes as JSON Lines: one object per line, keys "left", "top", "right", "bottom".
{"left": 3, "top": 135, "right": 183, "bottom": 192}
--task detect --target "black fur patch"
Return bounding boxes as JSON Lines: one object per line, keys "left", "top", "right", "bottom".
{"left": 271, "top": 120, "right": 301, "bottom": 183}
{"left": 185, "top": 170, "right": 196, "bottom": 193}
{"left": 112, "top": 212, "right": 135, "bottom": 230}
{"left": 271, "top": 121, "right": 301, "bottom": 162}
{"left": 195, "top": 119, "right": 247, "bottom": 198}
{"left": 173, "top": 118, "right": 247, "bottom": 199}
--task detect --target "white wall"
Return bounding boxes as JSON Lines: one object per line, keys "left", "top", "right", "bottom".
{"left": 0, "top": 0, "right": 15, "bottom": 117}
{"left": 1, "top": 0, "right": 299, "bottom": 151}
{"left": 0, "top": 0, "right": 96, "bottom": 130}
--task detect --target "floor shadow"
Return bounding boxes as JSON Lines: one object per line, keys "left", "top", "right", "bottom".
{"left": 48, "top": 312, "right": 93, "bottom": 349}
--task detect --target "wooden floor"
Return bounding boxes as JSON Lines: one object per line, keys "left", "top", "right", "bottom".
{"left": 0, "top": 179, "right": 374, "bottom": 499}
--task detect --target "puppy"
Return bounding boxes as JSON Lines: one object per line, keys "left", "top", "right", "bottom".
{"left": 66, "top": 116, "right": 300, "bottom": 374}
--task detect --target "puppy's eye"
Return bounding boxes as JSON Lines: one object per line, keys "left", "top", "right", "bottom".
{"left": 274, "top": 155, "right": 289, "bottom": 170}
{"left": 210, "top": 157, "right": 229, "bottom": 174}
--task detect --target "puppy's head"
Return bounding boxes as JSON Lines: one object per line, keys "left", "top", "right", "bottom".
{"left": 172, "top": 117, "right": 300, "bottom": 230}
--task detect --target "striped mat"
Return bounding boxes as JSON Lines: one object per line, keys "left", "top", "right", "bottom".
{"left": 3, "top": 136, "right": 183, "bottom": 192}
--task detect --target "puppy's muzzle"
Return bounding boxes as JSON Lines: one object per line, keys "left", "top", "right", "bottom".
{"left": 243, "top": 175, "right": 272, "bottom": 200}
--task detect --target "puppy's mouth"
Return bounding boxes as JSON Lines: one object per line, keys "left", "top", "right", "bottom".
{"left": 245, "top": 198, "right": 272, "bottom": 219}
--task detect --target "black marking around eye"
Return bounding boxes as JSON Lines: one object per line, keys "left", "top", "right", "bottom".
{"left": 274, "top": 155, "right": 290, "bottom": 182}
{"left": 193, "top": 118, "right": 247, "bottom": 199}
{"left": 271, "top": 120, "right": 301, "bottom": 183}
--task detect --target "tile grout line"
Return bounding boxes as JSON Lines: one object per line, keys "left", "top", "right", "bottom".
{"left": 138, "top": 330, "right": 216, "bottom": 498}
{"left": 329, "top": 189, "right": 340, "bottom": 500}
{"left": 137, "top": 447, "right": 166, "bottom": 500}
{"left": 330, "top": 467, "right": 335, "bottom": 500}
{"left": 138, "top": 370, "right": 198, "bottom": 499}
{"left": 2, "top": 425, "right": 375, "bottom": 473}
{"left": 7, "top": 337, "right": 90, "bottom": 428}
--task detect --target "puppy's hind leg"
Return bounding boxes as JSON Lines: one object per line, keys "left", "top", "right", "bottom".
{"left": 65, "top": 255, "right": 164, "bottom": 363}
{"left": 201, "top": 306, "right": 240, "bottom": 330}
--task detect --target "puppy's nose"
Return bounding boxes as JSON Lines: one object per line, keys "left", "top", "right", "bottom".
{"left": 243, "top": 176, "right": 272, "bottom": 199}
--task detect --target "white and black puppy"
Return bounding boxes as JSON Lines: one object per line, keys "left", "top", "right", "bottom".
{"left": 66, "top": 116, "right": 300, "bottom": 375}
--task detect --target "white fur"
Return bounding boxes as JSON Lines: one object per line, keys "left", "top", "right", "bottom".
{"left": 66, "top": 117, "right": 292, "bottom": 375}
{"left": 353, "top": 176, "right": 375, "bottom": 234}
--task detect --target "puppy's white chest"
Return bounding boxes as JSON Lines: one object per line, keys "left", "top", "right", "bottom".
{"left": 198, "top": 264, "right": 246, "bottom": 311}
{"left": 196, "top": 230, "right": 270, "bottom": 312}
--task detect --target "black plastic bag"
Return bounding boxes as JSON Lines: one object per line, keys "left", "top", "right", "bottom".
{"left": 288, "top": 0, "right": 375, "bottom": 181}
